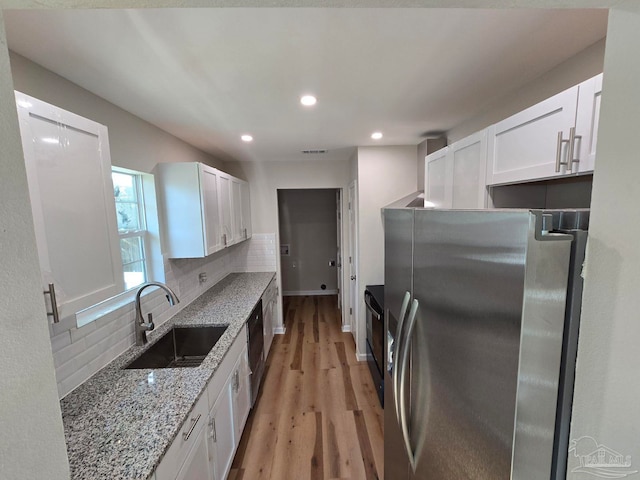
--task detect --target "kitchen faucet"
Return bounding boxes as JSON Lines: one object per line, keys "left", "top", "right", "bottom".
{"left": 134, "top": 282, "right": 180, "bottom": 346}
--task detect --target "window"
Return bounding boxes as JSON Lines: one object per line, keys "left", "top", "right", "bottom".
{"left": 112, "top": 169, "right": 148, "bottom": 290}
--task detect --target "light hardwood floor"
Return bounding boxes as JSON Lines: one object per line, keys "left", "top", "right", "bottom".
{"left": 229, "top": 295, "right": 383, "bottom": 480}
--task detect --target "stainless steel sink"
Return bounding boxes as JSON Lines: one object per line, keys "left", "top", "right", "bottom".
{"left": 124, "top": 326, "right": 227, "bottom": 369}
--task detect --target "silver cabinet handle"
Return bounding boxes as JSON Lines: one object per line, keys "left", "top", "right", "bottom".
{"left": 399, "top": 299, "right": 420, "bottom": 471}
{"left": 44, "top": 283, "right": 60, "bottom": 324}
{"left": 556, "top": 131, "right": 569, "bottom": 172}
{"left": 567, "top": 126, "right": 582, "bottom": 173}
{"left": 182, "top": 413, "right": 201, "bottom": 441}
{"left": 393, "top": 291, "right": 412, "bottom": 426}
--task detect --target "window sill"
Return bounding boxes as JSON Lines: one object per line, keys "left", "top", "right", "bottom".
{"left": 75, "top": 287, "right": 143, "bottom": 328}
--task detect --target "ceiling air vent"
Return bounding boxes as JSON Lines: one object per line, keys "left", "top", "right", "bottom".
{"left": 302, "top": 149, "right": 328, "bottom": 154}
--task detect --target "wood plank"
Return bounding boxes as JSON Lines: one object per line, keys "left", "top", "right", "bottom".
{"left": 335, "top": 342, "right": 358, "bottom": 411}
{"left": 353, "top": 410, "right": 380, "bottom": 480}
{"left": 230, "top": 295, "right": 383, "bottom": 479}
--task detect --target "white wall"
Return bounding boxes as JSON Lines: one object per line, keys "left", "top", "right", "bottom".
{"left": 568, "top": 4, "right": 640, "bottom": 475}
{"left": 355, "top": 145, "right": 418, "bottom": 357}
{"left": 278, "top": 189, "right": 339, "bottom": 295}
{"left": 448, "top": 38, "right": 606, "bottom": 143}
{"left": 0, "top": 12, "right": 70, "bottom": 478}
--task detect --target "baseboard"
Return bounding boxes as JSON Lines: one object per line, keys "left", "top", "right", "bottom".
{"left": 282, "top": 289, "right": 339, "bottom": 296}
{"left": 341, "top": 324, "right": 352, "bottom": 333}
{"left": 274, "top": 326, "right": 286, "bottom": 335}
{"left": 355, "top": 352, "right": 368, "bottom": 362}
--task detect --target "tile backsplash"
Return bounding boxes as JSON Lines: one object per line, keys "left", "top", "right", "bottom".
{"left": 49, "top": 233, "right": 276, "bottom": 399}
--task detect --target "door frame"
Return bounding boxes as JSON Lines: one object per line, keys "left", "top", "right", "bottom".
{"left": 346, "top": 181, "right": 359, "bottom": 343}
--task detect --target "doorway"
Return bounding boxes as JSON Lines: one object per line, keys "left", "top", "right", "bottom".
{"left": 277, "top": 189, "right": 341, "bottom": 300}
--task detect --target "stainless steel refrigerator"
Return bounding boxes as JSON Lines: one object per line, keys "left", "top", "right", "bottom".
{"left": 384, "top": 208, "right": 588, "bottom": 480}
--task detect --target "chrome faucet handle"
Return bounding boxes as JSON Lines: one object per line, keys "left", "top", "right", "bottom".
{"left": 142, "top": 313, "right": 155, "bottom": 331}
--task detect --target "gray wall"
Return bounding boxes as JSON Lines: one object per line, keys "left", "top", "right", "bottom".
{"left": 9, "top": 52, "right": 225, "bottom": 174}
{"left": 278, "top": 189, "right": 338, "bottom": 294}
{"left": 448, "top": 38, "right": 606, "bottom": 143}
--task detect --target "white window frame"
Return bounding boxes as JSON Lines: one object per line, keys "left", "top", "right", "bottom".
{"left": 113, "top": 167, "right": 149, "bottom": 291}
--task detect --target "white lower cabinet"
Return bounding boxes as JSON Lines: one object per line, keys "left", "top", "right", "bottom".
{"left": 208, "top": 381, "right": 235, "bottom": 480}
{"left": 155, "top": 392, "right": 210, "bottom": 480}
{"left": 156, "top": 327, "right": 250, "bottom": 480}
{"left": 175, "top": 426, "right": 212, "bottom": 480}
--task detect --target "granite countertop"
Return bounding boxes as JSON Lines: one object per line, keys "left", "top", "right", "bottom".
{"left": 60, "top": 272, "right": 275, "bottom": 480}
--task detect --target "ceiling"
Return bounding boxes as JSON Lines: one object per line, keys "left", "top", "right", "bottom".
{"left": 4, "top": 8, "right": 607, "bottom": 163}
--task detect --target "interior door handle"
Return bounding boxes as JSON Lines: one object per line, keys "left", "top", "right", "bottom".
{"left": 350, "top": 275, "right": 356, "bottom": 280}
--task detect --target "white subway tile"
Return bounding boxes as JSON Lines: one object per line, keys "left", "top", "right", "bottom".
{"left": 50, "top": 330, "right": 71, "bottom": 354}
{"left": 53, "top": 338, "right": 87, "bottom": 368}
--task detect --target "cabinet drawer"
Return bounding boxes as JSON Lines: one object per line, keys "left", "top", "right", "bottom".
{"left": 155, "top": 392, "right": 209, "bottom": 480}
{"left": 207, "top": 326, "right": 248, "bottom": 409}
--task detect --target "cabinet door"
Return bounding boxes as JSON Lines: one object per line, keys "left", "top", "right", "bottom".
{"left": 233, "top": 347, "right": 252, "bottom": 438}
{"left": 240, "top": 181, "right": 252, "bottom": 240}
{"left": 487, "top": 85, "right": 579, "bottom": 185}
{"left": 216, "top": 173, "right": 233, "bottom": 248}
{"left": 16, "top": 91, "right": 123, "bottom": 319}
{"left": 175, "top": 426, "right": 213, "bottom": 480}
{"left": 230, "top": 178, "right": 243, "bottom": 244}
{"left": 425, "top": 147, "right": 452, "bottom": 208}
{"left": 208, "top": 382, "right": 235, "bottom": 480}
{"left": 200, "top": 166, "right": 223, "bottom": 255}
{"left": 575, "top": 73, "right": 603, "bottom": 173}
{"left": 450, "top": 130, "right": 488, "bottom": 209}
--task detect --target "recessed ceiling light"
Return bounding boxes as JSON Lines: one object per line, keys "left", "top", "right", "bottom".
{"left": 41, "top": 137, "right": 60, "bottom": 144}
{"left": 241, "top": 135, "right": 253, "bottom": 142}
{"left": 300, "top": 95, "right": 317, "bottom": 106}
{"left": 371, "top": 132, "right": 383, "bottom": 140}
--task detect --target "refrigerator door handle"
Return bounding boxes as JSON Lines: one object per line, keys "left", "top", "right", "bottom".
{"left": 393, "top": 291, "right": 412, "bottom": 425}
{"left": 399, "top": 298, "right": 420, "bottom": 471}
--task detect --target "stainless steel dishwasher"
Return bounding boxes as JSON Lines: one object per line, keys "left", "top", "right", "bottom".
{"left": 247, "top": 299, "right": 265, "bottom": 406}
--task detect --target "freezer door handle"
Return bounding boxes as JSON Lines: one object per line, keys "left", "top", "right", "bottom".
{"left": 399, "top": 298, "right": 420, "bottom": 471}
{"left": 393, "top": 291, "right": 412, "bottom": 425}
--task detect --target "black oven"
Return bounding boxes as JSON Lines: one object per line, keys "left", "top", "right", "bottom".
{"left": 365, "top": 285, "right": 384, "bottom": 407}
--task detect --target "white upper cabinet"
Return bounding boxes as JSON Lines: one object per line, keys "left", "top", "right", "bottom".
{"left": 216, "top": 171, "right": 233, "bottom": 248}
{"left": 155, "top": 162, "right": 224, "bottom": 258}
{"left": 575, "top": 73, "right": 603, "bottom": 173}
{"left": 424, "top": 129, "right": 488, "bottom": 210}
{"left": 156, "top": 163, "right": 251, "bottom": 258}
{"left": 486, "top": 74, "right": 602, "bottom": 186}
{"left": 450, "top": 130, "right": 488, "bottom": 209}
{"left": 240, "top": 180, "right": 252, "bottom": 241}
{"left": 16, "top": 91, "right": 123, "bottom": 320}
{"left": 425, "top": 146, "right": 451, "bottom": 208}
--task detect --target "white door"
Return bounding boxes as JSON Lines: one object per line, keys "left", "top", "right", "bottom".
{"left": 200, "top": 166, "right": 223, "bottom": 255}
{"left": 348, "top": 182, "right": 358, "bottom": 335}
{"left": 336, "top": 189, "right": 342, "bottom": 314}
{"left": 487, "top": 85, "right": 580, "bottom": 185}
{"left": 425, "top": 147, "right": 452, "bottom": 208}
{"left": 16, "top": 91, "right": 123, "bottom": 320}
{"left": 451, "top": 130, "right": 488, "bottom": 209}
